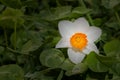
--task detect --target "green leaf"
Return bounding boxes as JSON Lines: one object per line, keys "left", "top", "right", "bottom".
{"left": 72, "top": 63, "right": 88, "bottom": 74}
{"left": 21, "top": 40, "right": 34, "bottom": 54}
{"left": 25, "top": 71, "right": 55, "bottom": 80}
{"left": 40, "top": 49, "right": 65, "bottom": 68}
{"left": 85, "top": 52, "right": 108, "bottom": 72}
{"left": 57, "top": 70, "right": 64, "bottom": 80}
{"left": 23, "top": 0, "right": 39, "bottom": 9}
{"left": 0, "top": 64, "right": 24, "bottom": 80}
{"left": 72, "top": 7, "right": 91, "bottom": 14}
{"left": 93, "top": 18, "right": 103, "bottom": 27}
{"left": 0, "top": 0, "right": 22, "bottom": 8}
{"left": 10, "top": 30, "right": 28, "bottom": 50}
{"left": 27, "top": 31, "right": 43, "bottom": 47}
{"left": 21, "top": 31, "right": 43, "bottom": 54}
{"left": 3, "top": 51, "right": 16, "bottom": 61}
{"left": 65, "top": 63, "right": 88, "bottom": 76}
{"left": 54, "top": 6, "right": 72, "bottom": 18}
{"left": 21, "top": 40, "right": 42, "bottom": 54}
{"left": 112, "top": 75, "right": 120, "bottom": 80}
{"left": 10, "top": 30, "right": 43, "bottom": 54}
{"left": 97, "top": 55, "right": 119, "bottom": 67}
{"left": 0, "top": 46, "right": 4, "bottom": 54}
{"left": 0, "top": 7, "right": 24, "bottom": 29}
{"left": 60, "top": 58, "right": 74, "bottom": 71}
{"left": 105, "top": 21, "right": 120, "bottom": 30}
{"left": 40, "top": 6, "right": 72, "bottom": 21}
{"left": 111, "top": 63, "right": 120, "bottom": 76}
{"left": 104, "top": 39, "right": 120, "bottom": 56}
{"left": 102, "top": 0, "right": 120, "bottom": 9}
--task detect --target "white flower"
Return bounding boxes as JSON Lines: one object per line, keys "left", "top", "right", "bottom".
{"left": 55, "top": 17, "right": 102, "bottom": 64}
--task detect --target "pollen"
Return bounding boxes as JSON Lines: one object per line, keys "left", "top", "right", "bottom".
{"left": 70, "top": 33, "right": 88, "bottom": 50}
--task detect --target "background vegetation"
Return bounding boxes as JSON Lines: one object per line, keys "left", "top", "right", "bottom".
{"left": 0, "top": 0, "right": 120, "bottom": 80}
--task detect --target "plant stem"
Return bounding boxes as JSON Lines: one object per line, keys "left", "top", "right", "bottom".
{"left": 86, "top": 14, "right": 94, "bottom": 26}
{"left": 115, "top": 11, "right": 120, "bottom": 25}
{"left": 3, "top": 27, "right": 8, "bottom": 47}
{"left": 7, "top": 47, "right": 21, "bottom": 54}
{"left": 78, "top": 0, "right": 94, "bottom": 26}
{"left": 56, "top": 0, "right": 61, "bottom": 6}
{"left": 14, "top": 21, "right": 17, "bottom": 50}
{"left": 79, "top": 0, "right": 86, "bottom": 7}
{"left": 40, "top": 68, "right": 55, "bottom": 73}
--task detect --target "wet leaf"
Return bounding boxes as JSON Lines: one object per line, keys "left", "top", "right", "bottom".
{"left": 40, "top": 49, "right": 65, "bottom": 68}
{"left": 85, "top": 52, "right": 108, "bottom": 72}
{"left": 0, "top": 64, "right": 24, "bottom": 80}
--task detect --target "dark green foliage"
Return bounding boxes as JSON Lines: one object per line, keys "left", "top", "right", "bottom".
{"left": 0, "top": 0, "right": 120, "bottom": 80}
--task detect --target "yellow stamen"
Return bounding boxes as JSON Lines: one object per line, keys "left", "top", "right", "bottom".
{"left": 70, "top": 33, "right": 88, "bottom": 50}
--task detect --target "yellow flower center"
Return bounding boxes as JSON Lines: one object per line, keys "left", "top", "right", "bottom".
{"left": 70, "top": 33, "right": 88, "bottom": 50}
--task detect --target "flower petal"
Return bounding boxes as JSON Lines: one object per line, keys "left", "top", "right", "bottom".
{"left": 58, "top": 20, "right": 74, "bottom": 38}
{"left": 58, "top": 17, "right": 90, "bottom": 38}
{"left": 83, "top": 43, "right": 99, "bottom": 54}
{"left": 55, "top": 38, "right": 71, "bottom": 48}
{"left": 87, "top": 26, "right": 102, "bottom": 43}
{"left": 74, "top": 17, "right": 89, "bottom": 28}
{"left": 72, "top": 17, "right": 90, "bottom": 33}
{"left": 68, "top": 48, "right": 86, "bottom": 64}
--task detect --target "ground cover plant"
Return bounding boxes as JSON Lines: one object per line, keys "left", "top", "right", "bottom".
{"left": 0, "top": 0, "right": 120, "bottom": 80}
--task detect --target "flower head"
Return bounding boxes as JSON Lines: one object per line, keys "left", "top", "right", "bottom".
{"left": 56, "top": 17, "right": 102, "bottom": 64}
